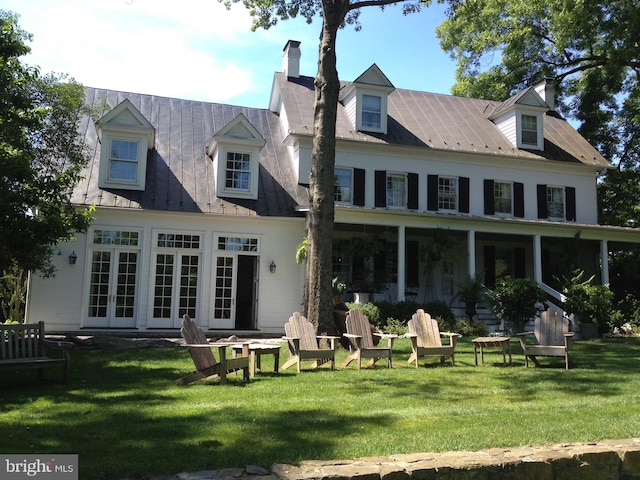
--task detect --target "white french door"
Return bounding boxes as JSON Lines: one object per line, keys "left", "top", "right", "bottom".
{"left": 212, "top": 255, "right": 236, "bottom": 328}
{"left": 85, "top": 249, "right": 138, "bottom": 328}
{"left": 149, "top": 252, "right": 200, "bottom": 328}
{"left": 211, "top": 254, "right": 258, "bottom": 329}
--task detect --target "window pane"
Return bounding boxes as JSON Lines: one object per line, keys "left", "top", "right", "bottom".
{"left": 109, "top": 140, "right": 138, "bottom": 181}
{"left": 438, "top": 177, "right": 458, "bottom": 211}
{"left": 334, "top": 168, "right": 352, "bottom": 203}
{"left": 547, "top": 186, "right": 565, "bottom": 218}
{"left": 386, "top": 173, "right": 405, "bottom": 207}
{"left": 521, "top": 115, "right": 538, "bottom": 145}
{"left": 494, "top": 182, "right": 512, "bottom": 214}
{"left": 225, "top": 152, "right": 251, "bottom": 190}
{"left": 362, "top": 94, "right": 382, "bottom": 129}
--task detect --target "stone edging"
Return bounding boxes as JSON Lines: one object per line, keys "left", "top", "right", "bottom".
{"left": 271, "top": 438, "right": 640, "bottom": 480}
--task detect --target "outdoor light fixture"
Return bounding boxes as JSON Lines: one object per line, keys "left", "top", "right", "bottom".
{"left": 68, "top": 251, "right": 78, "bottom": 265}
{"left": 269, "top": 260, "right": 277, "bottom": 273}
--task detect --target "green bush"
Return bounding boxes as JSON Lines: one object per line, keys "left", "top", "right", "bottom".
{"left": 485, "top": 277, "right": 546, "bottom": 333}
{"left": 346, "top": 302, "right": 381, "bottom": 327}
{"left": 382, "top": 318, "right": 408, "bottom": 335}
{"left": 453, "top": 317, "right": 488, "bottom": 337}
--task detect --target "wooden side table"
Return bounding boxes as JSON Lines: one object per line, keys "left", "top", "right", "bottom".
{"left": 232, "top": 343, "right": 281, "bottom": 377}
{"left": 472, "top": 337, "right": 512, "bottom": 366}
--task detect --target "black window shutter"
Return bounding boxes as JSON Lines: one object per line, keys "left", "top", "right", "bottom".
{"left": 427, "top": 175, "right": 439, "bottom": 211}
{"left": 565, "top": 186, "right": 576, "bottom": 221}
{"left": 514, "top": 182, "right": 525, "bottom": 218}
{"left": 484, "top": 179, "right": 495, "bottom": 215}
{"left": 407, "top": 173, "right": 418, "bottom": 210}
{"left": 459, "top": 177, "right": 470, "bottom": 213}
{"left": 537, "top": 184, "right": 548, "bottom": 219}
{"left": 484, "top": 245, "right": 496, "bottom": 288}
{"left": 353, "top": 168, "right": 365, "bottom": 206}
{"left": 374, "top": 170, "right": 386, "bottom": 208}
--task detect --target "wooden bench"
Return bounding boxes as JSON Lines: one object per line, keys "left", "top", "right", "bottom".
{"left": 1, "top": 321, "right": 73, "bottom": 382}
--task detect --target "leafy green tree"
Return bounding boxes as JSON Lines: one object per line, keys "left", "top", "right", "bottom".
{"left": 1, "top": 11, "right": 93, "bottom": 319}
{"left": 221, "top": 0, "right": 429, "bottom": 332}
{"left": 485, "top": 277, "right": 547, "bottom": 333}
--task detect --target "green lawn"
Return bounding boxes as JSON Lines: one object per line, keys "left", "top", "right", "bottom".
{"left": 1, "top": 337, "right": 639, "bottom": 480}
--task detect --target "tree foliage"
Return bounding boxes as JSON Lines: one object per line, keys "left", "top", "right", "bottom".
{"left": 0, "top": 11, "right": 93, "bottom": 278}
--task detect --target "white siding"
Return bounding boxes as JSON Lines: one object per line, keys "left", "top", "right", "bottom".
{"left": 27, "top": 209, "right": 306, "bottom": 334}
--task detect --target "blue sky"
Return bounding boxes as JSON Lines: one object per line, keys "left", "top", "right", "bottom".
{"left": 4, "top": 0, "right": 458, "bottom": 108}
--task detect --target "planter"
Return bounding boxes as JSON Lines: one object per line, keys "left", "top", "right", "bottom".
{"left": 354, "top": 292, "right": 369, "bottom": 304}
{"left": 580, "top": 322, "right": 599, "bottom": 340}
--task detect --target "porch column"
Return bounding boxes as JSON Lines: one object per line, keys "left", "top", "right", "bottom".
{"left": 467, "top": 230, "right": 476, "bottom": 276}
{"left": 600, "top": 239, "right": 610, "bottom": 285}
{"left": 397, "top": 226, "right": 406, "bottom": 302}
{"left": 533, "top": 235, "right": 542, "bottom": 283}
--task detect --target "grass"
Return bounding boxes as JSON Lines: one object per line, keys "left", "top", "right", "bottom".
{"left": 1, "top": 336, "right": 640, "bottom": 479}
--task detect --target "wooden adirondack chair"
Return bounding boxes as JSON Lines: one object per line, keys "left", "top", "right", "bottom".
{"left": 518, "top": 307, "right": 575, "bottom": 369}
{"left": 282, "top": 312, "right": 339, "bottom": 372}
{"left": 176, "top": 315, "right": 250, "bottom": 385}
{"left": 344, "top": 308, "right": 395, "bottom": 369}
{"left": 407, "top": 309, "right": 460, "bottom": 367}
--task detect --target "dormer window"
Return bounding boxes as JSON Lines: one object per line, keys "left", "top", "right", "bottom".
{"left": 489, "top": 87, "right": 548, "bottom": 152}
{"left": 362, "top": 94, "right": 382, "bottom": 129}
{"left": 340, "top": 64, "right": 395, "bottom": 135}
{"left": 207, "top": 113, "right": 265, "bottom": 200}
{"left": 521, "top": 115, "right": 538, "bottom": 146}
{"left": 96, "top": 99, "right": 155, "bottom": 191}
{"left": 109, "top": 139, "right": 140, "bottom": 182}
{"left": 225, "top": 151, "right": 252, "bottom": 191}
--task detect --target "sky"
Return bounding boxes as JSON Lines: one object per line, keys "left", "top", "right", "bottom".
{"left": 3, "top": 0, "right": 458, "bottom": 109}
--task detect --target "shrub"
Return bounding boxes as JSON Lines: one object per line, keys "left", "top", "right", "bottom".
{"left": 453, "top": 317, "right": 488, "bottom": 337}
{"left": 561, "top": 270, "right": 615, "bottom": 327}
{"left": 485, "top": 277, "right": 546, "bottom": 333}
{"left": 346, "top": 302, "right": 381, "bottom": 328}
{"left": 382, "top": 318, "right": 408, "bottom": 335}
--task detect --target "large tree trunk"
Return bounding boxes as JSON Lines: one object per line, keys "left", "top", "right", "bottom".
{"left": 306, "top": 1, "right": 348, "bottom": 334}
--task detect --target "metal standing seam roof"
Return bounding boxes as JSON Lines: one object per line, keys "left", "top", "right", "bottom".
{"left": 274, "top": 72, "right": 610, "bottom": 168}
{"left": 74, "top": 77, "right": 610, "bottom": 217}
{"left": 72, "top": 87, "right": 309, "bottom": 217}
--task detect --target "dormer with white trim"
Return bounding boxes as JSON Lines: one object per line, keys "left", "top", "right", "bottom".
{"left": 206, "top": 113, "right": 266, "bottom": 200}
{"left": 96, "top": 99, "right": 155, "bottom": 191}
{"left": 489, "top": 87, "right": 550, "bottom": 151}
{"left": 340, "top": 64, "right": 395, "bottom": 135}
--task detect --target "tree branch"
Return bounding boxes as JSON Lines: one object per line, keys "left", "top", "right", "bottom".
{"left": 347, "top": 0, "right": 407, "bottom": 12}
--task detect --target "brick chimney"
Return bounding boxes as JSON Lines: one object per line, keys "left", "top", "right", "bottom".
{"left": 282, "top": 40, "right": 301, "bottom": 78}
{"left": 534, "top": 78, "right": 556, "bottom": 110}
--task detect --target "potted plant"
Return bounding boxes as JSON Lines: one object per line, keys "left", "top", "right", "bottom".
{"left": 452, "top": 273, "right": 486, "bottom": 320}
{"left": 485, "top": 277, "right": 546, "bottom": 334}
{"left": 561, "top": 270, "right": 614, "bottom": 339}
{"left": 332, "top": 276, "right": 347, "bottom": 304}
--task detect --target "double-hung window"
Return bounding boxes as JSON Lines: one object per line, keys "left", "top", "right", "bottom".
{"left": 386, "top": 172, "right": 405, "bottom": 208}
{"left": 547, "top": 186, "right": 565, "bottom": 219}
{"left": 438, "top": 176, "right": 458, "bottom": 211}
{"left": 225, "top": 151, "right": 251, "bottom": 191}
{"left": 362, "top": 94, "right": 382, "bottom": 129}
{"left": 521, "top": 114, "right": 538, "bottom": 146}
{"left": 334, "top": 168, "right": 353, "bottom": 204}
{"left": 494, "top": 181, "right": 513, "bottom": 215}
{"left": 109, "top": 139, "right": 139, "bottom": 182}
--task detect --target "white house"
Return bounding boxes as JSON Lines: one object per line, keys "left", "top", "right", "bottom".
{"left": 26, "top": 40, "right": 640, "bottom": 334}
